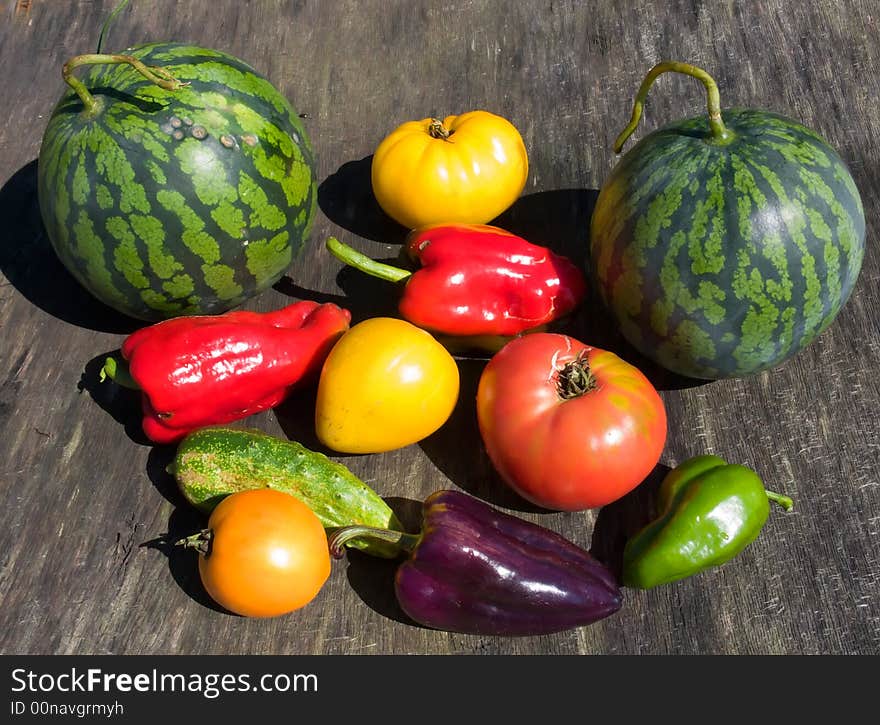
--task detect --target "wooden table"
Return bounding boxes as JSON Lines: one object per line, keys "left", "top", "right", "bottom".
{"left": 1, "top": 0, "right": 877, "bottom": 655}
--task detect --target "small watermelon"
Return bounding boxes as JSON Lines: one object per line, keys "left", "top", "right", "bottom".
{"left": 590, "top": 62, "right": 865, "bottom": 379}
{"left": 37, "top": 43, "right": 317, "bottom": 321}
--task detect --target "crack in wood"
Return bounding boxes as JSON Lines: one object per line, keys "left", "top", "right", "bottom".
{"left": 115, "top": 513, "right": 142, "bottom": 573}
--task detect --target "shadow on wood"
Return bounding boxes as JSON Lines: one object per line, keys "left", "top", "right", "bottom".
{"left": 140, "top": 505, "right": 229, "bottom": 616}
{"left": 318, "top": 155, "right": 408, "bottom": 245}
{"left": 271, "top": 276, "right": 350, "bottom": 307}
{"left": 273, "top": 385, "right": 361, "bottom": 458}
{"left": 590, "top": 462, "right": 725, "bottom": 652}
{"left": 418, "top": 358, "right": 546, "bottom": 513}
{"left": 589, "top": 462, "right": 671, "bottom": 580}
{"left": 492, "top": 187, "right": 597, "bottom": 263}
{"left": 146, "top": 443, "right": 186, "bottom": 507}
{"left": 78, "top": 351, "right": 150, "bottom": 446}
{"left": 340, "top": 550, "right": 418, "bottom": 628}
{"left": 338, "top": 496, "right": 425, "bottom": 629}
{"left": 331, "top": 258, "right": 408, "bottom": 325}
{"left": 276, "top": 249, "right": 405, "bottom": 325}
{"left": 0, "top": 160, "right": 140, "bottom": 334}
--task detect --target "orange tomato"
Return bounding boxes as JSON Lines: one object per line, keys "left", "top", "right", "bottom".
{"left": 196, "top": 489, "right": 331, "bottom": 617}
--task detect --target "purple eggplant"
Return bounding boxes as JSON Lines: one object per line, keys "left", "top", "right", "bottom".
{"left": 327, "top": 490, "right": 622, "bottom": 637}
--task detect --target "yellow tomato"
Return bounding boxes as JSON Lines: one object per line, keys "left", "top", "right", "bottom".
{"left": 315, "top": 318, "right": 460, "bottom": 453}
{"left": 371, "top": 110, "right": 529, "bottom": 229}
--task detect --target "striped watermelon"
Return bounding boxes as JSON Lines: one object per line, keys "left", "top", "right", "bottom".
{"left": 590, "top": 68, "right": 865, "bottom": 380}
{"left": 37, "top": 42, "right": 316, "bottom": 321}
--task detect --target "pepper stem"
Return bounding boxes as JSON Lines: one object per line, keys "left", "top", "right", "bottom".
{"left": 613, "top": 61, "right": 733, "bottom": 153}
{"left": 327, "top": 525, "right": 420, "bottom": 560}
{"left": 62, "top": 53, "right": 189, "bottom": 116}
{"left": 766, "top": 490, "right": 794, "bottom": 512}
{"left": 556, "top": 350, "right": 598, "bottom": 400}
{"left": 175, "top": 529, "right": 213, "bottom": 557}
{"left": 325, "top": 237, "right": 412, "bottom": 283}
{"left": 99, "top": 355, "right": 140, "bottom": 390}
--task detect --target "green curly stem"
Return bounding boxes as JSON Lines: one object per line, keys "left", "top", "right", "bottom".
{"left": 325, "top": 237, "right": 412, "bottom": 284}
{"left": 614, "top": 61, "right": 733, "bottom": 153}
{"left": 766, "top": 490, "right": 794, "bottom": 512}
{"left": 96, "top": 0, "right": 132, "bottom": 53}
{"left": 62, "top": 53, "right": 188, "bottom": 116}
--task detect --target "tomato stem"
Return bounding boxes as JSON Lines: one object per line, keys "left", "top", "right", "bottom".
{"left": 325, "top": 237, "right": 412, "bottom": 284}
{"left": 62, "top": 53, "right": 189, "bottom": 117}
{"left": 427, "top": 118, "right": 453, "bottom": 141}
{"left": 327, "top": 525, "right": 420, "bottom": 559}
{"left": 176, "top": 529, "right": 213, "bottom": 557}
{"left": 556, "top": 350, "right": 597, "bottom": 400}
{"left": 613, "top": 61, "right": 733, "bottom": 153}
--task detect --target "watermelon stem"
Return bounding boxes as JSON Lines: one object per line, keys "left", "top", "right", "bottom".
{"left": 614, "top": 61, "right": 733, "bottom": 153}
{"left": 325, "top": 237, "right": 412, "bottom": 284}
{"left": 62, "top": 53, "right": 189, "bottom": 116}
{"left": 95, "top": 0, "right": 132, "bottom": 54}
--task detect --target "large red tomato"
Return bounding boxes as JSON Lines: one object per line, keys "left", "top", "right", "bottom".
{"left": 476, "top": 334, "right": 667, "bottom": 510}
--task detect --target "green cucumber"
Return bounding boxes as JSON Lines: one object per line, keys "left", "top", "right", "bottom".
{"left": 172, "top": 427, "right": 402, "bottom": 558}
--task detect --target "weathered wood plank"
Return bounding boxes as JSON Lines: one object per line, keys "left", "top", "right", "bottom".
{"left": 0, "top": 0, "right": 877, "bottom": 655}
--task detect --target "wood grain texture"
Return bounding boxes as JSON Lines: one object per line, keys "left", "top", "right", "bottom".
{"left": 0, "top": 0, "right": 878, "bottom": 655}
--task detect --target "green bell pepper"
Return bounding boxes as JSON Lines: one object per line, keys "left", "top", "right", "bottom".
{"left": 622, "top": 454, "right": 793, "bottom": 589}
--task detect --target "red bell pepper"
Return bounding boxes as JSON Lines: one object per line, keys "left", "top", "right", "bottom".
{"left": 102, "top": 301, "right": 351, "bottom": 444}
{"left": 326, "top": 224, "right": 586, "bottom": 350}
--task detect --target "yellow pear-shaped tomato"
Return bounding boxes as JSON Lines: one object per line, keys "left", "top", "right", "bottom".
{"left": 315, "top": 318, "right": 460, "bottom": 453}
{"left": 371, "top": 110, "right": 528, "bottom": 229}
